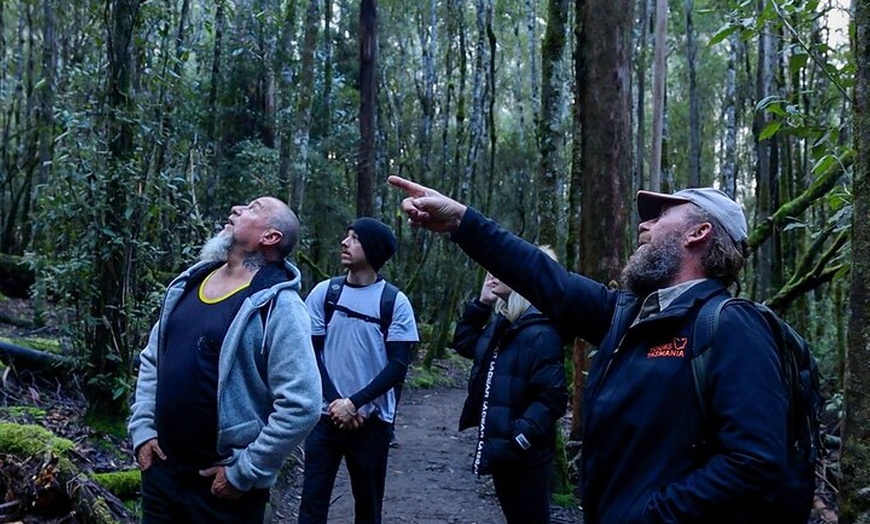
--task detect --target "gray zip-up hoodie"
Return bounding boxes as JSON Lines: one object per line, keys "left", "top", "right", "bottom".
{"left": 128, "top": 259, "right": 321, "bottom": 491}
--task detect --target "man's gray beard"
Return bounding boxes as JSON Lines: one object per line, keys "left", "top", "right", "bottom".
{"left": 621, "top": 229, "right": 684, "bottom": 298}
{"left": 199, "top": 232, "right": 233, "bottom": 263}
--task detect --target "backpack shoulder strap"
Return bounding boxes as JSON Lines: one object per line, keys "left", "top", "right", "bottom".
{"left": 323, "top": 276, "right": 346, "bottom": 327}
{"left": 598, "top": 292, "right": 639, "bottom": 360}
{"left": 691, "top": 295, "right": 739, "bottom": 421}
{"left": 323, "top": 276, "right": 400, "bottom": 343}
{"left": 379, "top": 281, "right": 400, "bottom": 339}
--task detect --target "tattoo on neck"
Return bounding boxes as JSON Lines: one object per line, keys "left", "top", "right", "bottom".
{"left": 243, "top": 252, "right": 266, "bottom": 271}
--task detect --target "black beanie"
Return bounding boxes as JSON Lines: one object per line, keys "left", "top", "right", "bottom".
{"left": 349, "top": 218, "right": 397, "bottom": 272}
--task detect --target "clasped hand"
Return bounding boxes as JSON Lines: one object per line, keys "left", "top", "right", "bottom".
{"left": 328, "top": 398, "right": 364, "bottom": 430}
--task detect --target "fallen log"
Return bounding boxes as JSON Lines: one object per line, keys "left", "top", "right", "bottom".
{"left": 0, "top": 423, "right": 135, "bottom": 523}
{"left": 0, "top": 340, "right": 70, "bottom": 370}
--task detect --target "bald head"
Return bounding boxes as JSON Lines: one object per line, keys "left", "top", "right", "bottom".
{"left": 259, "top": 197, "right": 300, "bottom": 260}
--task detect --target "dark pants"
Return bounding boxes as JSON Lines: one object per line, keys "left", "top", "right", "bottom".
{"left": 141, "top": 459, "right": 269, "bottom": 524}
{"left": 492, "top": 460, "right": 553, "bottom": 524}
{"left": 298, "top": 415, "right": 391, "bottom": 524}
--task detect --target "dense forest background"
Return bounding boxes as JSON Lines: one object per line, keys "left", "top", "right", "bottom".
{"left": 2, "top": 0, "right": 870, "bottom": 519}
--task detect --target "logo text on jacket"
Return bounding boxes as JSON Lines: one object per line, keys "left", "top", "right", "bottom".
{"left": 646, "top": 337, "right": 688, "bottom": 358}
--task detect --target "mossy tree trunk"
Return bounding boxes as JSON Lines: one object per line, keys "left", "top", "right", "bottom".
{"left": 536, "top": 0, "right": 569, "bottom": 248}
{"left": 840, "top": 0, "right": 870, "bottom": 520}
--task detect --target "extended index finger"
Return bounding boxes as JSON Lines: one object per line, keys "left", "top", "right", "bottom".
{"left": 387, "top": 175, "right": 428, "bottom": 197}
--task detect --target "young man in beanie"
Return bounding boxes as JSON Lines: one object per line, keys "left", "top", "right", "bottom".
{"left": 298, "top": 217, "right": 419, "bottom": 524}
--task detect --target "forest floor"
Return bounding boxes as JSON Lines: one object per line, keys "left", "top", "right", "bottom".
{"left": 268, "top": 377, "right": 585, "bottom": 524}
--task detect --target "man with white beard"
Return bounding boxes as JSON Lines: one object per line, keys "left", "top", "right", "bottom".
{"left": 389, "top": 176, "right": 790, "bottom": 524}
{"left": 129, "top": 196, "right": 321, "bottom": 524}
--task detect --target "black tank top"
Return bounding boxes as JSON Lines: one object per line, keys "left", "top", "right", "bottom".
{"left": 155, "top": 270, "right": 252, "bottom": 469}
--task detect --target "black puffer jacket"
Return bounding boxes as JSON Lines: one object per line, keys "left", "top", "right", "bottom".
{"left": 452, "top": 299, "right": 567, "bottom": 475}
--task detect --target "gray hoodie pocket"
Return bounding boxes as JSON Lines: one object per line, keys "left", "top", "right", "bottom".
{"left": 219, "top": 419, "right": 262, "bottom": 450}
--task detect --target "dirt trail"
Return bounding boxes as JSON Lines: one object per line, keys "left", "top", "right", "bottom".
{"left": 270, "top": 385, "right": 584, "bottom": 524}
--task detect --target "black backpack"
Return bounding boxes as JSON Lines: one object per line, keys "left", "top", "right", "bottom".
{"left": 323, "top": 276, "right": 399, "bottom": 339}
{"left": 692, "top": 296, "right": 823, "bottom": 523}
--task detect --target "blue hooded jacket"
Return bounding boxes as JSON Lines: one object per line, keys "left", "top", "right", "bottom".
{"left": 128, "top": 260, "right": 321, "bottom": 491}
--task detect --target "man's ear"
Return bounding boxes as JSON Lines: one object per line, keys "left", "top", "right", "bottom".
{"left": 261, "top": 228, "right": 283, "bottom": 248}
{"left": 685, "top": 222, "right": 713, "bottom": 248}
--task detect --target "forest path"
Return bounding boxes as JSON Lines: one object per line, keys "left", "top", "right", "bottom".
{"left": 270, "top": 385, "right": 584, "bottom": 524}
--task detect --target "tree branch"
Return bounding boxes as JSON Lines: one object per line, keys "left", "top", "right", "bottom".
{"left": 748, "top": 150, "right": 853, "bottom": 251}
{"left": 766, "top": 230, "right": 850, "bottom": 312}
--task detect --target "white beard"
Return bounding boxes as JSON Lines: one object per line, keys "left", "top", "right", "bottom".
{"left": 199, "top": 232, "right": 233, "bottom": 263}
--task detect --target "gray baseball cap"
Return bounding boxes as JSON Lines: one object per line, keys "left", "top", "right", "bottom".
{"left": 636, "top": 187, "right": 748, "bottom": 244}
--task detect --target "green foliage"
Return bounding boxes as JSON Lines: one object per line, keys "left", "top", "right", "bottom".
{"left": 406, "top": 366, "right": 441, "bottom": 389}
{"left": 0, "top": 422, "right": 75, "bottom": 458}
{"left": 85, "top": 409, "right": 132, "bottom": 439}
{"left": 551, "top": 492, "right": 581, "bottom": 509}
{"left": 0, "top": 406, "right": 47, "bottom": 420}
{"left": 91, "top": 469, "right": 142, "bottom": 500}
{"left": 407, "top": 353, "right": 470, "bottom": 389}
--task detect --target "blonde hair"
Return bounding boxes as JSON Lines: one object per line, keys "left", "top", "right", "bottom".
{"left": 494, "top": 245, "right": 558, "bottom": 322}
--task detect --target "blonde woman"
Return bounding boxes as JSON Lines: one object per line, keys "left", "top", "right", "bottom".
{"left": 451, "top": 247, "right": 568, "bottom": 524}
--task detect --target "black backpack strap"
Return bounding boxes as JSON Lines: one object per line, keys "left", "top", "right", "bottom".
{"left": 324, "top": 276, "right": 399, "bottom": 342}
{"left": 691, "top": 296, "right": 737, "bottom": 421}
{"left": 378, "top": 281, "right": 399, "bottom": 339}
{"left": 323, "top": 276, "right": 346, "bottom": 326}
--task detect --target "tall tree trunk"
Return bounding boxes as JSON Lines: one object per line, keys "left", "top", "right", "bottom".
{"left": 485, "top": 0, "right": 496, "bottom": 203}
{"left": 450, "top": 0, "right": 468, "bottom": 198}
{"left": 416, "top": 0, "right": 437, "bottom": 179}
{"left": 206, "top": 0, "right": 225, "bottom": 210}
{"left": 462, "top": 0, "right": 488, "bottom": 203}
{"left": 357, "top": 0, "right": 377, "bottom": 217}
{"left": 536, "top": 0, "right": 569, "bottom": 247}
{"left": 89, "top": 0, "right": 140, "bottom": 417}
{"left": 685, "top": 0, "right": 700, "bottom": 186}
{"left": 321, "top": 0, "right": 333, "bottom": 136}
{"left": 440, "top": 0, "right": 457, "bottom": 186}
{"left": 37, "top": 0, "right": 54, "bottom": 187}
{"left": 649, "top": 0, "right": 667, "bottom": 190}
{"left": 573, "top": 0, "right": 632, "bottom": 446}
{"left": 721, "top": 32, "right": 738, "bottom": 197}
{"left": 276, "top": 0, "right": 298, "bottom": 198}
{"left": 841, "top": 0, "right": 870, "bottom": 519}
{"left": 635, "top": 0, "right": 651, "bottom": 190}
{"left": 290, "top": 0, "right": 320, "bottom": 211}
{"left": 149, "top": 0, "right": 188, "bottom": 185}
{"left": 526, "top": 0, "right": 539, "bottom": 127}
{"left": 753, "top": 2, "right": 776, "bottom": 300}
{"left": 566, "top": 0, "right": 585, "bottom": 274}
{"left": 27, "top": 0, "right": 55, "bottom": 253}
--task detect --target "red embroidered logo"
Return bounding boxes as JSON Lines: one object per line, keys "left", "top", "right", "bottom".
{"left": 647, "top": 337, "right": 688, "bottom": 358}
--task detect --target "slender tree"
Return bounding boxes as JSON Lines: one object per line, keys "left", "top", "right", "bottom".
{"left": 290, "top": 0, "right": 320, "bottom": 211}
{"left": 276, "top": 0, "right": 298, "bottom": 196}
{"left": 537, "top": 0, "right": 569, "bottom": 247}
{"left": 635, "top": 0, "right": 652, "bottom": 190}
{"left": 650, "top": 0, "right": 667, "bottom": 190}
{"left": 685, "top": 0, "right": 700, "bottom": 186}
{"left": 721, "top": 33, "right": 738, "bottom": 197}
{"left": 753, "top": 0, "right": 777, "bottom": 300}
{"left": 358, "top": 0, "right": 377, "bottom": 217}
